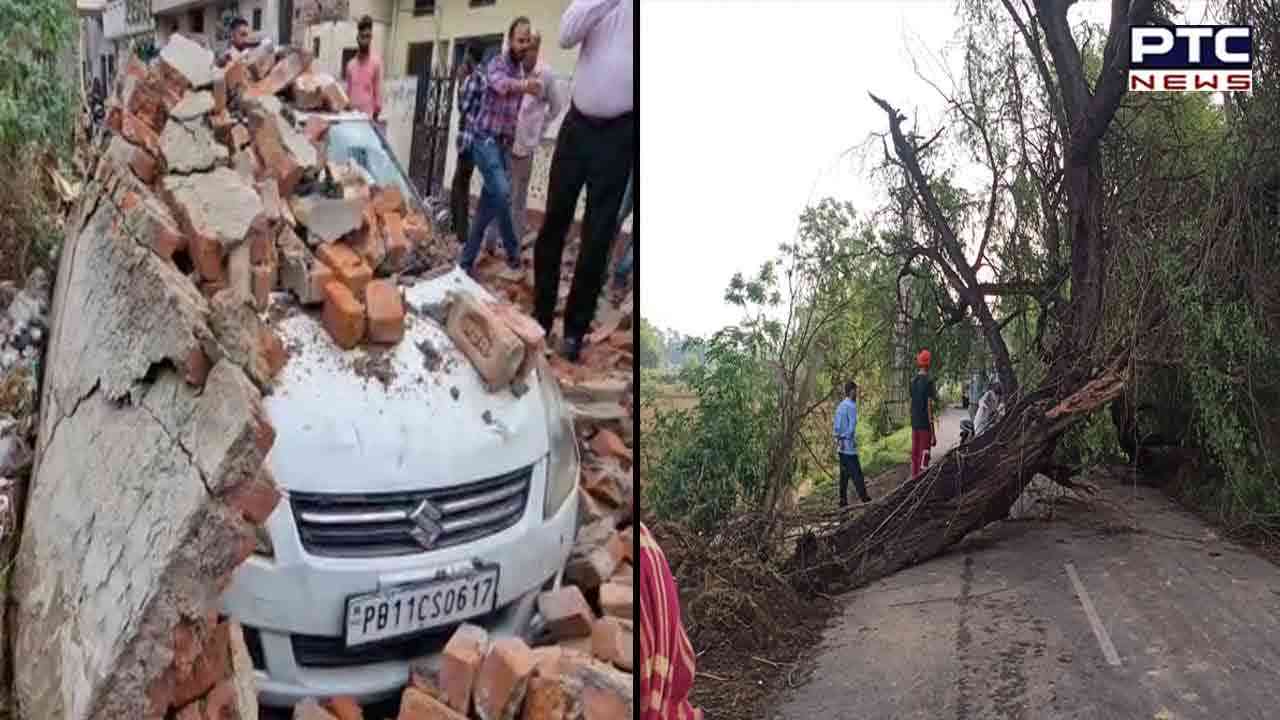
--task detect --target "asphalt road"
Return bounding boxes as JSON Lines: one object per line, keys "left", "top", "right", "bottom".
{"left": 776, "top": 414, "right": 1280, "bottom": 720}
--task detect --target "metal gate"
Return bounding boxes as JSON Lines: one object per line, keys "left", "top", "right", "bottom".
{"left": 408, "top": 68, "right": 456, "bottom": 200}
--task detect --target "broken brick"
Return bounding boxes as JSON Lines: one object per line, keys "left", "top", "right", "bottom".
{"left": 403, "top": 211, "right": 431, "bottom": 246}
{"left": 382, "top": 211, "right": 412, "bottom": 272}
{"left": 445, "top": 292, "right": 526, "bottom": 392}
{"left": 473, "top": 637, "right": 535, "bottom": 720}
{"left": 399, "top": 686, "right": 467, "bottom": 720}
{"left": 489, "top": 301, "right": 547, "bottom": 381}
{"left": 522, "top": 671, "right": 585, "bottom": 720}
{"left": 188, "top": 234, "right": 226, "bottom": 283}
{"left": 251, "top": 265, "right": 273, "bottom": 310}
{"left": 365, "top": 279, "right": 405, "bottom": 344}
{"left": 224, "top": 468, "right": 280, "bottom": 525}
{"left": 256, "top": 179, "right": 283, "bottom": 226}
{"left": 228, "top": 243, "right": 252, "bottom": 302}
{"left": 322, "top": 281, "right": 366, "bottom": 349}
{"left": 294, "top": 698, "right": 341, "bottom": 720}
{"left": 172, "top": 622, "right": 231, "bottom": 707}
{"left": 433, "top": 624, "right": 489, "bottom": 715}
{"left": 121, "top": 110, "right": 162, "bottom": 156}
{"left": 537, "top": 586, "right": 595, "bottom": 641}
{"left": 320, "top": 81, "right": 350, "bottom": 112}
{"left": 252, "top": 47, "right": 312, "bottom": 97}
{"left": 183, "top": 346, "right": 212, "bottom": 387}
{"left": 224, "top": 59, "right": 249, "bottom": 96}
{"left": 323, "top": 695, "right": 364, "bottom": 720}
{"left": 258, "top": 325, "right": 287, "bottom": 377}
{"left": 591, "top": 617, "right": 633, "bottom": 671}
{"left": 598, "top": 583, "right": 632, "bottom": 620}
{"left": 372, "top": 185, "right": 405, "bottom": 216}
{"left": 350, "top": 208, "right": 387, "bottom": 270}
{"left": 307, "top": 262, "right": 336, "bottom": 307}
{"left": 611, "top": 561, "right": 633, "bottom": 586}
{"left": 317, "top": 242, "right": 373, "bottom": 297}
{"left": 590, "top": 429, "right": 631, "bottom": 464}
{"left": 247, "top": 95, "right": 319, "bottom": 195}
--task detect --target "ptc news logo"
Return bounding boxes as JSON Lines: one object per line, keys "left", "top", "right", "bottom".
{"left": 1129, "top": 26, "right": 1253, "bottom": 92}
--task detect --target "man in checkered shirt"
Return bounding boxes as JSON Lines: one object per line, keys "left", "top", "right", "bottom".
{"left": 458, "top": 17, "right": 544, "bottom": 275}
{"left": 450, "top": 47, "right": 487, "bottom": 246}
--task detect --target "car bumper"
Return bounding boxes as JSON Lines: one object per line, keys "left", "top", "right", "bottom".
{"left": 221, "top": 462, "right": 578, "bottom": 707}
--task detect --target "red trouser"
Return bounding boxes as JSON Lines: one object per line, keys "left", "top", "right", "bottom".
{"left": 911, "top": 429, "right": 934, "bottom": 477}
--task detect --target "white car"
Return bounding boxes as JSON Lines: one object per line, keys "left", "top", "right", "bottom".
{"left": 220, "top": 112, "right": 579, "bottom": 707}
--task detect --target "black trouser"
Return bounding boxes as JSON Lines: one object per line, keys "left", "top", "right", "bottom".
{"left": 450, "top": 148, "right": 476, "bottom": 243}
{"left": 839, "top": 453, "right": 870, "bottom": 506}
{"left": 534, "top": 105, "right": 636, "bottom": 340}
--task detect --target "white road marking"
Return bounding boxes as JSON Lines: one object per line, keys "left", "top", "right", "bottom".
{"left": 1065, "top": 562, "right": 1122, "bottom": 666}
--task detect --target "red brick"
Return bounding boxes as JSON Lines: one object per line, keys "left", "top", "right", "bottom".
{"left": 372, "top": 186, "right": 405, "bottom": 216}
{"left": 184, "top": 346, "right": 211, "bottom": 387}
{"left": 436, "top": 624, "right": 489, "bottom": 714}
{"left": 521, "top": 674, "right": 581, "bottom": 720}
{"left": 201, "top": 679, "right": 241, "bottom": 719}
{"left": 403, "top": 211, "right": 431, "bottom": 245}
{"left": 175, "top": 702, "right": 202, "bottom": 720}
{"left": 257, "top": 47, "right": 312, "bottom": 96}
{"left": 173, "top": 622, "right": 231, "bottom": 707}
{"left": 320, "top": 81, "right": 350, "bottom": 112}
{"left": 382, "top": 211, "right": 412, "bottom": 271}
{"left": 332, "top": 255, "right": 373, "bottom": 298}
{"left": 473, "top": 637, "right": 535, "bottom": 720}
{"left": 128, "top": 145, "right": 160, "bottom": 185}
{"left": 256, "top": 179, "right": 282, "bottom": 225}
{"left": 364, "top": 280, "right": 405, "bottom": 345}
{"left": 536, "top": 586, "right": 594, "bottom": 641}
{"left": 250, "top": 218, "right": 276, "bottom": 266}
{"left": 308, "top": 262, "right": 335, "bottom": 305}
{"left": 599, "top": 582, "right": 632, "bottom": 621}
{"left": 322, "top": 281, "right": 365, "bottom": 349}
{"left": 591, "top": 617, "right": 633, "bottom": 672}
{"left": 200, "top": 279, "right": 229, "bottom": 299}
{"left": 258, "top": 325, "right": 287, "bottom": 377}
{"left": 121, "top": 110, "right": 162, "bottom": 156}
{"left": 317, "top": 241, "right": 362, "bottom": 270}
{"left": 488, "top": 302, "right": 546, "bottom": 381}
{"left": 398, "top": 686, "right": 466, "bottom": 720}
{"left": 446, "top": 293, "right": 526, "bottom": 392}
{"left": 324, "top": 695, "right": 365, "bottom": 720}
{"left": 294, "top": 698, "right": 341, "bottom": 720}
{"left": 106, "top": 105, "right": 123, "bottom": 134}
{"left": 225, "top": 468, "right": 280, "bottom": 525}
{"left": 189, "top": 234, "right": 226, "bottom": 283}
{"left": 252, "top": 265, "right": 273, "bottom": 310}
{"left": 350, "top": 208, "right": 387, "bottom": 271}
{"left": 224, "top": 59, "right": 249, "bottom": 96}
{"left": 590, "top": 430, "right": 631, "bottom": 464}
{"left": 618, "top": 527, "right": 634, "bottom": 562}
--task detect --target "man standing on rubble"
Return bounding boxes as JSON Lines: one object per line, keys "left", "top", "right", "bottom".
{"left": 217, "top": 17, "right": 271, "bottom": 67}
{"left": 533, "top": 0, "right": 634, "bottom": 363}
{"left": 834, "top": 381, "right": 871, "bottom": 507}
{"left": 452, "top": 46, "right": 487, "bottom": 245}
{"left": 458, "top": 17, "right": 542, "bottom": 276}
{"left": 346, "top": 16, "right": 384, "bottom": 130}
{"left": 484, "top": 30, "right": 567, "bottom": 252}
{"left": 910, "top": 349, "right": 939, "bottom": 478}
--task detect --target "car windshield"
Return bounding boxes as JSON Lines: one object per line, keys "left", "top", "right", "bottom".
{"left": 324, "top": 120, "right": 422, "bottom": 214}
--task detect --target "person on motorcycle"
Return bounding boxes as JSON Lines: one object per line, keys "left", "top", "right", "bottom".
{"left": 974, "top": 379, "right": 1004, "bottom": 436}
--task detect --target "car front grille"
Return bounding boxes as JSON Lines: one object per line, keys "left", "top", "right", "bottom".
{"left": 290, "top": 464, "right": 535, "bottom": 558}
{"left": 291, "top": 625, "right": 458, "bottom": 668}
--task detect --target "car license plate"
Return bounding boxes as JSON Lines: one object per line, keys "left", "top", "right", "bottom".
{"left": 344, "top": 567, "right": 500, "bottom": 648}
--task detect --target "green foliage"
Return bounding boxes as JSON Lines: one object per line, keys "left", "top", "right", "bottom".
{"left": 0, "top": 0, "right": 75, "bottom": 154}
{"left": 639, "top": 317, "right": 664, "bottom": 370}
{"left": 643, "top": 331, "right": 775, "bottom": 530}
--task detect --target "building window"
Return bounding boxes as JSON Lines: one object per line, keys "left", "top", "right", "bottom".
{"left": 406, "top": 41, "right": 432, "bottom": 77}
{"left": 312, "top": 37, "right": 320, "bottom": 59}
{"left": 189, "top": 9, "right": 204, "bottom": 34}
{"left": 252, "top": 8, "right": 262, "bottom": 30}
{"left": 413, "top": 0, "right": 435, "bottom": 15}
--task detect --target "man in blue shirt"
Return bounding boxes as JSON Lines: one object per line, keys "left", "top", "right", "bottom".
{"left": 833, "top": 381, "right": 871, "bottom": 507}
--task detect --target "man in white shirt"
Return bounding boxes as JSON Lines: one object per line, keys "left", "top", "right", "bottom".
{"left": 533, "top": 0, "right": 633, "bottom": 363}
{"left": 485, "top": 30, "right": 567, "bottom": 249}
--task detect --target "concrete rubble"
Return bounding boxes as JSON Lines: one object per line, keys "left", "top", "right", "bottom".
{"left": 6, "top": 29, "right": 636, "bottom": 720}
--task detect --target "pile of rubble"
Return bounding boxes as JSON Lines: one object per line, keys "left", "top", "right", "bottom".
{"left": 4, "top": 30, "right": 635, "bottom": 720}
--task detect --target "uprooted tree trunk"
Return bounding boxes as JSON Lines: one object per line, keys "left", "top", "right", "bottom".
{"left": 789, "top": 360, "right": 1128, "bottom": 589}
{"left": 786, "top": 0, "right": 1158, "bottom": 587}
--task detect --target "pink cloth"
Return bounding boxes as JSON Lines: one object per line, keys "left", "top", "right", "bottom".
{"left": 345, "top": 54, "right": 383, "bottom": 119}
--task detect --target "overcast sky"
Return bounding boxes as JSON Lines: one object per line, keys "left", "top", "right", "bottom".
{"left": 639, "top": 0, "right": 1214, "bottom": 338}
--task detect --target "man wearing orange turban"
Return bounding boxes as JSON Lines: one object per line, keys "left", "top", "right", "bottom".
{"left": 910, "top": 349, "right": 939, "bottom": 477}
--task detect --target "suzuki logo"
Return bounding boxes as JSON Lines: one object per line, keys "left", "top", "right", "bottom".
{"left": 407, "top": 499, "right": 444, "bottom": 550}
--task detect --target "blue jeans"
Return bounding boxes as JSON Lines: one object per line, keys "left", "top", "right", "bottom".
{"left": 460, "top": 136, "right": 520, "bottom": 270}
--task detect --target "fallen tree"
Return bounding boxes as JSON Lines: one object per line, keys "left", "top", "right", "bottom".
{"left": 788, "top": 0, "right": 1159, "bottom": 586}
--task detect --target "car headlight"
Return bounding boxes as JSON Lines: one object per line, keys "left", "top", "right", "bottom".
{"left": 253, "top": 523, "right": 274, "bottom": 558}
{"left": 539, "top": 360, "right": 579, "bottom": 520}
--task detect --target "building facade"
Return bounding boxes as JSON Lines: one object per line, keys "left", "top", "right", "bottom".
{"left": 151, "top": 0, "right": 286, "bottom": 55}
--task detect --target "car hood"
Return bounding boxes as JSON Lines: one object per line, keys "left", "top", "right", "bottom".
{"left": 263, "top": 269, "right": 549, "bottom": 494}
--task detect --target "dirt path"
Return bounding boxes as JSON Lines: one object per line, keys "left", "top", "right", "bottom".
{"left": 774, "top": 469, "right": 1280, "bottom": 719}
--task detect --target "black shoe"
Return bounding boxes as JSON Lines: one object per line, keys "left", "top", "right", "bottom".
{"left": 562, "top": 336, "right": 583, "bottom": 363}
